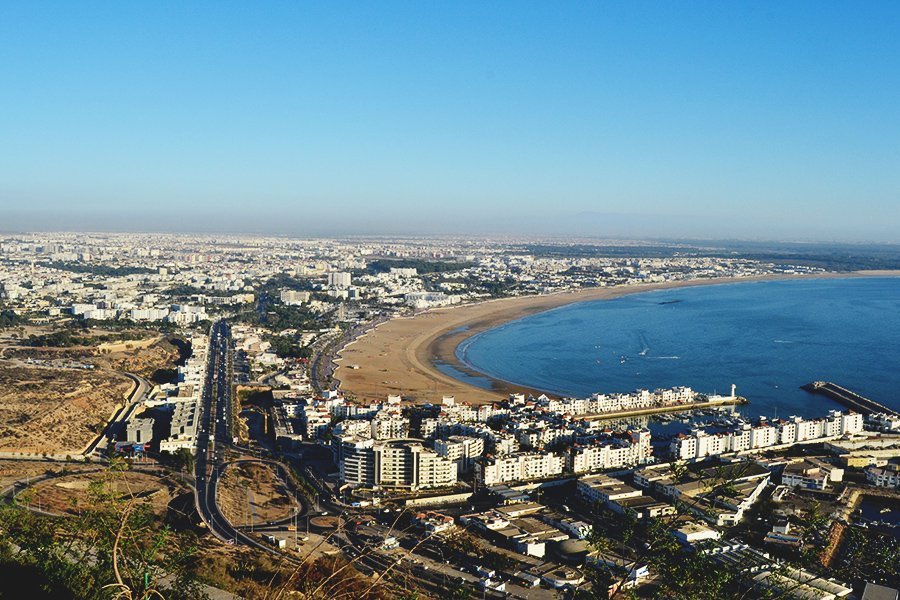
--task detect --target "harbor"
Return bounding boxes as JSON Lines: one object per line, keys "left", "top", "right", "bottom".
{"left": 802, "top": 381, "right": 899, "bottom": 416}
{"left": 582, "top": 394, "right": 747, "bottom": 422}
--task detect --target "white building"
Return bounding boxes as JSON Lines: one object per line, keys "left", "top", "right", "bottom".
{"left": 865, "top": 463, "right": 900, "bottom": 488}
{"left": 370, "top": 413, "right": 410, "bottom": 440}
{"left": 327, "top": 272, "right": 352, "bottom": 288}
{"left": 477, "top": 452, "right": 565, "bottom": 486}
{"left": 160, "top": 401, "right": 200, "bottom": 452}
{"left": 337, "top": 438, "right": 457, "bottom": 490}
{"left": 577, "top": 473, "right": 643, "bottom": 506}
{"left": 866, "top": 412, "right": 900, "bottom": 433}
{"left": 434, "top": 435, "right": 485, "bottom": 475}
{"left": 670, "top": 411, "right": 864, "bottom": 460}
{"left": 567, "top": 430, "right": 652, "bottom": 473}
{"left": 404, "top": 292, "right": 460, "bottom": 309}
{"left": 130, "top": 307, "right": 170, "bottom": 321}
{"left": 300, "top": 404, "right": 331, "bottom": 440}
{"left": 781, "top": 459, "right": 844, "bottom": 490}
{"left": 280, "top": 289, "right": 311, "bottom": 305}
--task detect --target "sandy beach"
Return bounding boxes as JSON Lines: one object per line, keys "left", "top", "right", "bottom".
{"left": 333, "top": 270, "right": 900, "bottom": 405}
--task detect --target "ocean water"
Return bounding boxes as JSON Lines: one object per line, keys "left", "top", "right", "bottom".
{"left": 457, "top": 277, "right": 900, "bottom": 418}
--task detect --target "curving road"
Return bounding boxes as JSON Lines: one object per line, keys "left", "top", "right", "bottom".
{"left": 193, "top": 321, "right": 305, "bottom": 561}
{"left": 190, "top": 321, "right": 491, "bottom": 597}
{"left": 83, "top": 371, "right": 151, "bottom": 457}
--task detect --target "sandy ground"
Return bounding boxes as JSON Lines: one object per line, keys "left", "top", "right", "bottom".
{"left": 334, "top": 271, "right": 900, "bottom": 405}
{"left": 0, "top": 365, "right": 133, "bottom": 454}
{"left": 0, "top": 460, "right": 95, "bottom": 491}
{"left": 0, "top": 338, "right": 179, "bottom": 454}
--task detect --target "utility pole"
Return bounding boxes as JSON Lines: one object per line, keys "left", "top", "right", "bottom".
{"left": 248, "top": 489, "right": 254, "bottom": 533}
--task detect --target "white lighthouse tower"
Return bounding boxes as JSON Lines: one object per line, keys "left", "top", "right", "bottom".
{"left": 731, "top": 384, "right": 737, "bottom": 398}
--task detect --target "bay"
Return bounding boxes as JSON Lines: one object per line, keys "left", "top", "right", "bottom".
{"left": 457, "top": 277, "right": 900, "bottom": 419}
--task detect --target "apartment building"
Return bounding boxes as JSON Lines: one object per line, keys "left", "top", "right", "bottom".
{"left": 433, "top": 435, "right": 485, "bottom": 475}
{"left": 670, "top": 411, "right": 864, "bottom": 460}
{"left": 337, "top": 437, "right": 457, "bottom": 490}
{"left": 477, "top": 452, "right": 565, "bottom": 486}
{"left": 566, "top": 430, "right": 652, "bottom": 473}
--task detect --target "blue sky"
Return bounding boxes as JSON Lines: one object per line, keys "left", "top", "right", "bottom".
{"left": 2, "top": 2, "right": 899, "bottom": 240}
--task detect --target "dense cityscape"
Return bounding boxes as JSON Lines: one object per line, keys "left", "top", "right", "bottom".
{"left": 4, "top": 2, "right": 900, "bottom": 599}
{"left": 0, "top": 233, "right": 898, "bottom": 599}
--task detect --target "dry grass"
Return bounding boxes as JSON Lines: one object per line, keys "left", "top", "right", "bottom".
{"left": 27, "top": 469, "right": 187, "bottom": 516}
{"left": 0, "top": 460, "right": 95, "bottom": 490}
{"left": 0, "top": 338, "right": 180, "bottom": 455}
{"left": 0, "top": 364, "right": 132, "bottom": 454}
{"left": 94, "top": 337, "right": 179, "bottom": 380}
{"left": 218, "top": 462, "right": 298, "bottom": 527}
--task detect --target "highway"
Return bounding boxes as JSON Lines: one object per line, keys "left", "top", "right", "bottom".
{"left": 190, "top": 321, "right": 507, "bottom": 596}
{"left": 193, "top": 320, "right": 240, "bottom": 543}
{"left": 192, "top": 321, "right": 306, "bottom": 560}
{"left": 84, "top": 371, "right": 151, "bottom": 457}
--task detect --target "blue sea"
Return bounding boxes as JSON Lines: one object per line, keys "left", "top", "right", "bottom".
{"left": 455, "top": 277, "right": 900, "bottom": 419}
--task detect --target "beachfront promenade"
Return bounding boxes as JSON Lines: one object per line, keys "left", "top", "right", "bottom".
{"left": 335, "top": 272, "right": 898, "bottom": 406}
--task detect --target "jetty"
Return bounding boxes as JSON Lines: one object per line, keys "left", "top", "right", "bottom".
{"left": 801, "top": 381, "right": 899, "bottom": 416}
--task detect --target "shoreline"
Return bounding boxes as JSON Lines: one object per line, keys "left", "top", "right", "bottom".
{"left": 334, "top": 270, "right": 900, "bottom": 405}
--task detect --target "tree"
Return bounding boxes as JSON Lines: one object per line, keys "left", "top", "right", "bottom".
{"left": 0, "top": 459, "right": 208, "bottom": 600}
{"left": 580, "top": 461, "right": 840, "bottom": 600}
{"left": 173, "top": 448, "right": 195, "bottom": 473}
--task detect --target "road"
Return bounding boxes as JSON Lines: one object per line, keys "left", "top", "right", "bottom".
{"left": 84, "top": 371, "right": 151, "bottom": 457}
{"left": 192, "top": 321, "right": 304, "bottom": 560}
{"left": 191, "top": 321, "right": 518, "bottom": 597}
{"left": 194, "top": 320, "right": 239, "bottom": 543}
{"left": 220, "top": 457, "right": 308, "bottom": 529}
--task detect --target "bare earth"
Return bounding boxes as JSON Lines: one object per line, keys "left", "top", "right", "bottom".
{"left": 27, "top": 468, "right": 187, "bottom": 517}
{"left": 0, "top": 460, "right": 94, "bottom": 491}
{"left": 0, "top": 365, "right": 133, "bottom": 454}
{"left": 0, "top": 338, "right": 179, "bottom": 455}
{"left": 218, "top": 462, "right": 298, "bottom": 527}
{"left": 334, "top": 271, "right": 900, "bottom": 405}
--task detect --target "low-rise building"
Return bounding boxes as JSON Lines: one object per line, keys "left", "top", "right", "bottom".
{"left": 577, "top": 473, "right": 643, "bottom": 506}
{"left": 866, "top": 463, "right": 900, "bottom": 488}
{"left": 673, "top": 522, "right": 721, "bottom": 545}
{"left": 781, "top": 458, "right": 844, "bottom": 490}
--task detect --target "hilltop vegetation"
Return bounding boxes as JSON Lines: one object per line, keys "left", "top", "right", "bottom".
{"left": 0, "top": 307, "right": 24, "bottom": 328}
{"left": 46, "top": 261, "right": 156, "bottom": 277}
{"left": 364, "top": 258, "right": 476, "bottom": 274}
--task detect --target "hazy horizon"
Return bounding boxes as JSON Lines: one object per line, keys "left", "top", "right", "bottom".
{"left": 2, "top": 3, "right": 899, "bottom": 242}
{"left": 4, "top": 209, "right": 900, "bottom": 245}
